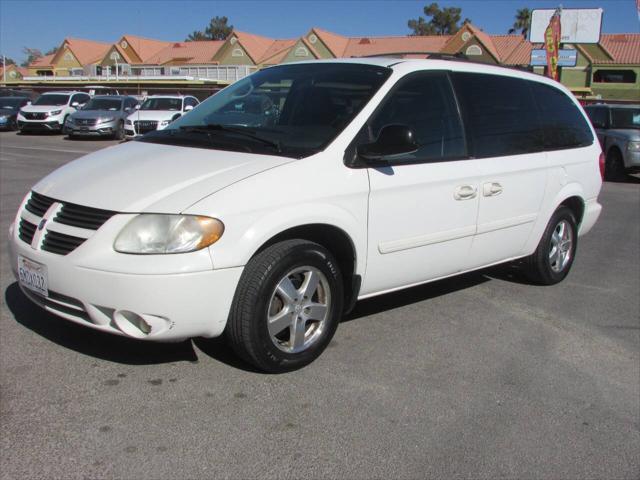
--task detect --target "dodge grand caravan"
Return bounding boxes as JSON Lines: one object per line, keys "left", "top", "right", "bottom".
{"left": 8, "top": 59, "right": 603, "bottom": 372}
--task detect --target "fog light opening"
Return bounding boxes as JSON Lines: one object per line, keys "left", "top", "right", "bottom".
{"left": 113, "top": 310, "right": 152, "bottom": 338}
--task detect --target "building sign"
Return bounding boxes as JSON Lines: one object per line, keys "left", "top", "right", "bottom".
{"left": 530, "top": 49, "right": 577, "bottom": 67}
{"left": 530, "top": 8, "right": 603, "bottom": 44}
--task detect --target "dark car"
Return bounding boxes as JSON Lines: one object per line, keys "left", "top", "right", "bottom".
{"left": 0, "top": 97, "right": 31, "bottom": 131}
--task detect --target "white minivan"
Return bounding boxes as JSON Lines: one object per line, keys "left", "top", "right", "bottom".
{"left": 9, "top": 59, "right": 603, "bottom": 372}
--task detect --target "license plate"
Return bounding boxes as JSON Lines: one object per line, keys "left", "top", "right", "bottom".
{"left": 18, "top": 255, "right": 49, "bottom": 297}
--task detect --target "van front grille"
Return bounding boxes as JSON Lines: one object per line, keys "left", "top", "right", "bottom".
{"left": 25, "top": 192, "right": 56, "bottom": 216}
{"left": 55, "top": 202, "right": 116, "bottom": 230}
{"left": 18, "top": 219, "right": 37, "bottom": 245}
{"left": 41, "top": 231, "right": 87, "bottom": 255}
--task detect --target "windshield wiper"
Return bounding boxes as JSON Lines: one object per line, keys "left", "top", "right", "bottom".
{"left": 179, "top": 124, "right": 281, "bottom": 153}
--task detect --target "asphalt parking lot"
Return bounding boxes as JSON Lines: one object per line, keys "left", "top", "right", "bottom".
{"left": 0, "top": 131, "right": 638, "bottom": 479}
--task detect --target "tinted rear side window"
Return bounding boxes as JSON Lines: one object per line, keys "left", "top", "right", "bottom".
{"left": 529, "top": 82, "right": 593, "bottom": 150}
{"left": 452, "top": 72, "right": 544, "bottom": 158}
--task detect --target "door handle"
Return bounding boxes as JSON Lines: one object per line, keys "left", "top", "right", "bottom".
{"left": 454, "top": 185, "right": 477, "bottom": 200}
{"left": 483, "top": 182, "right": 503, "bottom": 197}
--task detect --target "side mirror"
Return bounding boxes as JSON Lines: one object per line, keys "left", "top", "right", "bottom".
{"left": 357, "top": 124, "right": 418, "bottom": 164}
{"left": 124, "top": 107, "right": 131, "bottom": 112}
{"left": 184, "top": 104, "right": 194, "bottom": 112}
{"left": 71, "top": 101, "right": 80, "bottom": 108}
{"left": 27, "top": 101, "right": 32, "bottom": 106}
{"left": 134, "top": 104, "right": 140, "bottom": 110}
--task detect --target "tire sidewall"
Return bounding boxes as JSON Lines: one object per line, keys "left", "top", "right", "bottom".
{"left": 245, "top": 243, "right": 343, "bottom": 372}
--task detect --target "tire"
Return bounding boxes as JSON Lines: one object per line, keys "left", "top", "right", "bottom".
{"left": 114, "top": 121, "right": 125, "bottom": 140}
{"left": 605, "top": 148, "right": 626, "bottom": 181}
{"left": 523, "top": 206, "right": 577, "bottom": 285}
{"left": 226, "top": 239, "right": 344, "bottom": 373}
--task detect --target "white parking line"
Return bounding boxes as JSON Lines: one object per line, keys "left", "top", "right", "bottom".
{"left": 0, "top": 145, "right": 95, "bottom": 154}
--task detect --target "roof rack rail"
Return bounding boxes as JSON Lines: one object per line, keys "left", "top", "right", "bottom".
{"left": 358, "top": 51, "right": 469, "bottom": 61}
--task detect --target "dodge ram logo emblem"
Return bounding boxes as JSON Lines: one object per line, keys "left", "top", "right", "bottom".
{"left": 38, "top": 219, "right": 47, "bottom": 231}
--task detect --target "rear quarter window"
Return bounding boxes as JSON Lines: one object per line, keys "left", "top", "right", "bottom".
{"left": 529, "top": 82, "right": 594, "bottom": 150}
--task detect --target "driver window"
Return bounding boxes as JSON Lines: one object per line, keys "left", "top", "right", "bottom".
{"left": 369, "top": 72, "right": 466, "bottom": 163}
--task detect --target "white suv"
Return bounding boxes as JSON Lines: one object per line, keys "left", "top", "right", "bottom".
{"left": 9, "top": 59, "right": 603, "bottom": 372}
{"left": 124, "top": 95, "right": 199, "bottom": 138}
{"left": 17, "top": 91, "right": 90, "bottom": 133}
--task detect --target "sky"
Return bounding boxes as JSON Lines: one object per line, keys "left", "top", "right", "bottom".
{"left": 1, "top": 0, "right": 639, "bottom": 64}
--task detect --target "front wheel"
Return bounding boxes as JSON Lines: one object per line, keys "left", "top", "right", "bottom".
{"left": 523, "top": 206, "right": 577, "bottom": 285}
{"left": 114, "top": 121, "right": 125, "bottom": 140}
{"left": 226, "top": 239, "right": 344, "bottom": 373}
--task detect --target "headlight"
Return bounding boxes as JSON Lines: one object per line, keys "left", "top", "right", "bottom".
{"left": 627, "top": 141, "right": 640, "bottom": 152}
{"left": 49, "top": 109, "right": 62, "bottom": 116}
{"left": 65, "top": 116, "right": 74, "bottom": 124}
{"left": 160, "top": 120, "right": 170, "bottom": 126}
{"left": 99, "top": 117, "right": 116, "bottom": 123}
{"left": 114, "top": 214, "right": 224, "bottom": 254}
{"left": 125, "top": 119, "right": 132, "bottom": 125}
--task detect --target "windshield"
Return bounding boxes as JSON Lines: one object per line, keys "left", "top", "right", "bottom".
{"left": 33, "top": 94, "right": 70, "bottom": 106}
{"left": 141, "top": 98, "right": 182, "bottom": 111}
{"left": 83, "top": 97, "right": 122, "bottom": 111}
{"left": 0, "top": 97, "right": 26, "bottom": 110}
{"left": 610, "top": 108, "right": 640, "bottom": 129}
{"left": 139, "top": 63, "right": 391, "bottom": 158}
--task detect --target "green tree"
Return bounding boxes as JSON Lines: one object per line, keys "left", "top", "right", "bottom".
{"left": 408, "top": 3, "right": 470, "bottom": 35}
{"left": 45, "top": 46, "right": 58, "bottom": 55}
{"left": 2, "top": 56, "right": 16, "bottom": 65}
{"left": 185, "top": 16, "right": 233, "bottom": 41}
{"left": 20, "top": 47, "right": 42, "bottom": 67}
{"left": 508, "top": 8, "right": 531, "bottom": 38}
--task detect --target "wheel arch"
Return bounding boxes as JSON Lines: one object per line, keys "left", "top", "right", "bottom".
{"left": 252, "top": 223, "right": 360, "bottom": 313}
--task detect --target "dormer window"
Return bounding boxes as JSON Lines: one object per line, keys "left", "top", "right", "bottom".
{"left": 465, "top": 45, "right": 482, "bottom": 56}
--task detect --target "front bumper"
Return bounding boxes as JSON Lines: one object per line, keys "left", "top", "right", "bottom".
{"left": 8, "top": 217, "right": 243, "bottom": 342}
{"left": 66, "top": 121, "right": 118, "bottom": 137}
{"left": 18, "top": 119, "right": 64, "bottom": 132}
{"left": 624, "top": 150, "right": 640, "bottom": 170}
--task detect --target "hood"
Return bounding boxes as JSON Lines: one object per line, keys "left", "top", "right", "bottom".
{"left": 605, "top": 129, "right": 640, "bottom": 141}
{"left": 32, "top": 140, "right": 295, "bottom": 213}
{"left": 0, "top": 108, "right": 16, "bottom": 116}
{"left": 71, "top": 109, "right": 123, "bottom": 120}
{"left": 22, "top": 105, "right": 69, "bottom": 113}
{"left": 128, "top": 110, "right": 181, "bottom": 122}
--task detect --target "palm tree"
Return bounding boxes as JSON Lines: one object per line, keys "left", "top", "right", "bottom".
{"left": 509, "top": 8, "right": 531, "bottom": 38}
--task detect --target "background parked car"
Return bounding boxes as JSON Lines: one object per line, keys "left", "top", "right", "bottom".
{"left": 0, "top": 96, "right": 31, "bottom": 131}
{"left": 584, "top": 103, "right": 640, "bottom": 180}
{"left": 124, "top": 95, "right": 199, "bottom": 138}
{"left": 17, "top": 91, "right": 91, "bottom": 134}
{"left": 65, "top": 95, "right": 138, "bottom": 140}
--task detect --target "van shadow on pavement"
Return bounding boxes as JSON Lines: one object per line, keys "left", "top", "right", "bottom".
{"left": 6, "top": 270, "right": 500, "bottom": 370}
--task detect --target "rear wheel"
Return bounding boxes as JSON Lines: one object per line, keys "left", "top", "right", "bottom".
{"left": 226, "top": 239, "right": 343, "bottom": 373}
{"left": 605, "top": 148, "right": 626, "bottom": 181}
{"left": 523, "top": 206, "right": 577, "bottom": 285}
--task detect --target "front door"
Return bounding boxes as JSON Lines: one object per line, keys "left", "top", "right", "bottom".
{"left": 360, "top": 71, "right": 481, "bottom": 296}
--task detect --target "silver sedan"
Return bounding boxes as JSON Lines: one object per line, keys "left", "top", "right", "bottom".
{"left": 65, "top": 95, "right": 139, "bottom": 140}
